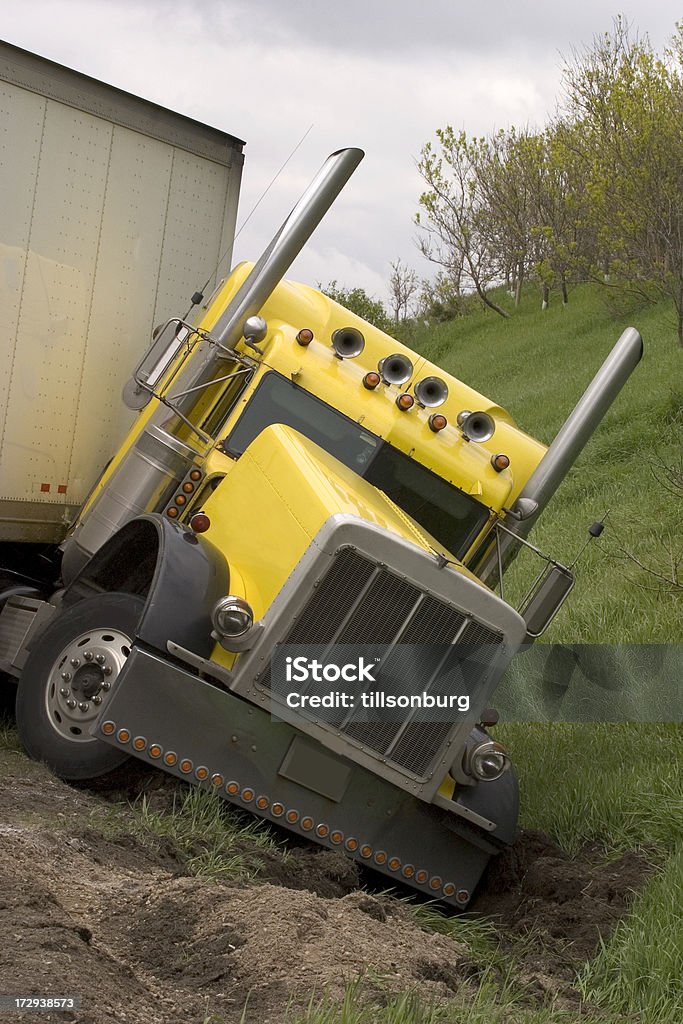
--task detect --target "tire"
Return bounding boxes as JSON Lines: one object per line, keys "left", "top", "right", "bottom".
{"left": 16, "top": 592, "right": 145, "bottom": 780}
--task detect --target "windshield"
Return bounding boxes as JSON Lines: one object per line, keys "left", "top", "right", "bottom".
{"left": 225, "top": 372, "right": 489, "bottom": 558}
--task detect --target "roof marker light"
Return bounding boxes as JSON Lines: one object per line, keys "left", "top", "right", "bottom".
{"left": 429, "top": 413, "right": 448, "bottom": 432}
{"left": 396, "top": 393, "right": 414, "bottom": 411}
{"left": 363, "top": 371, "right": 381, "bottom": 390}
{"left": 296, "top": 328, "right": 314, "bottom": 346}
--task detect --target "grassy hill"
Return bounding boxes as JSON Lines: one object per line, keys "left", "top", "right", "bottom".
{"left": 407, "top": 284, "right": 683, "bottom": 1023}
{"left": 410, "top": 283, "right": 682, "bottom": 644}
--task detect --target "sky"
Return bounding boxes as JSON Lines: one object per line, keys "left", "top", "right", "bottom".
{"left": 1, "top": 1, "right": 680, "bottom": 304}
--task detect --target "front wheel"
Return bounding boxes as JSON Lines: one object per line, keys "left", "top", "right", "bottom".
{"left": 16, "top": 592, "right": 144, "bottom": 780}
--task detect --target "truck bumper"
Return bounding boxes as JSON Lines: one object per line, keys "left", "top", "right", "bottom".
{"left": 98, "top": 644, "right": 519, "bottom": 907}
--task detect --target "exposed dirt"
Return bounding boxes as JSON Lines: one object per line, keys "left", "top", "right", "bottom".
{"left": 0, "top": 745, "right": 651, "bottom": 1023}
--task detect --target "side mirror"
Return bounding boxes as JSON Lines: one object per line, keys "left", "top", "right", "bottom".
{"left": 122, "top": 319, "right": 193, "bottom": 410}
{"left": 519, "top": 563, "right": 575, "bottom": 638}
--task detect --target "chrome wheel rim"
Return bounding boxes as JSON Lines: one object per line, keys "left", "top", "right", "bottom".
{"left": 45, "top": 626, "right": 132, "bottom": 743}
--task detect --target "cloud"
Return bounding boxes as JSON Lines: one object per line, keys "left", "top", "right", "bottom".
{"left": 1, "top": 0, "right": 681, "bottom": 304}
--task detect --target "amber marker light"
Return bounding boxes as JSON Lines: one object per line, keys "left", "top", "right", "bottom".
{"left": 133, "top": 737, "right": 146, "bottom": 751}
{"left": 167, "top": 507, "right": 178, "bottom": 518}
{"left": 429, "top": 413, "right": 448, "bottom": 432}
{"left": 301, "top": 817, "right": 314, "bottom": 831}
{"left": 182, "top": 482, "right": 194, "bottom": 493}
{"left": 345, "top": 838, "right": 359, "bottom": 852}
{"left": 429, "top": 876, "right": 443, "bottom": 891}
{"left": 296, "top": 328, "right": 314, "bottom": 346}
{"left": 271, "top": 802, "right": 285, "bottom": 817}
{"left": 180, "top": 759, "right": 193, "bottom": 773}
{"left": 189, "top": 469, "right": 202, "bottom": 481}
{"left": 456, "top": 889, "right": 470, "bottom": 904}
{"left": 491, "top": 453, "right": 510, "bottom": 472}
{"left": 256, "top": 796, "right": 270, "bottom": 810}
{"left": 241, "top": 788, "right": 255, "bottom": 802}
{"left": 402, "top": 865, "right": 415, "bottom": 878}
{"left": 117, "top": 729, "right": 130, "bottom": 743}
{"left": 175, "top": 495, "right": 186, "bottom": 506}
{"left": 374, "top": 851, "right": 387, "bottom": 865}
{"left": 189, "top": 512, "right": 211, "bottom": 533}
{"left": 363, "top": 371, "right": 381, "bottom": 390}
{"left": 396, "top": 393, "right": 414, "bottom": 411}
{"left": 415, "top": 869, "right": 428, "bottom": 884}
{"left": 149, "top": 744, "right": 162, "bottom": 759}
{"left": 164, "top": 752, "right": 177, "bottom": 766}
{"left": 195, "top": 766, "right": 209, "bottom": 781}
{"left": 330, "top": 830, "right": 344, "bottom": 845}
{"left": 443, "top": 883, "right": 456, "bottom": 897}
{"left": 316, "top": 823, "right": 329, "bottom": 837}
{"left": 211, "top": 774, "right": 224, "bottom": 787}
{"left": 226, "top": 781, "right": 239, "bottom": 795}
{"left": 388, "top": 857, "right": 401, "bottom": 871}
{"left": 101, "top": 721, "right": 115, "bottom": 735}
{"left": 359, "top": 845, "right": 373, "bottom": 859}
{"left": 286, "top": 809, "right": 299, "bottom": 824}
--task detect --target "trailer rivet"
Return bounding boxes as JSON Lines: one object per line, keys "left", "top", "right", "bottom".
{"left": 66, "top": 699, "right": 77, "bottom": 709}
{"left": 102, "top": 682, "right": 111, "bottom": 691}
{"left": 60, "top": 688, "right": 69, "bottom": 697}
{"left": 61, "top": 672, "right": 71, "bottom": 682}
{"left": 79, "top": 702, "right": 89, "bottom": 712}
{"left": 83, "top": 651, "right": 94, "bottom": 661}
{"left": 103, "top": 667, "right": 112, "bottom": 677}
{"left": 92, "top": 695, "right": 102, "bottom": 706}
{"left": 70, "top": 658, "right": 80, "bottom": 668}
{"left": 231, "top": 735, "right": 238, "bottom": 743}
{"left": 95, "top": 654, "right": 106, "bottom": 665}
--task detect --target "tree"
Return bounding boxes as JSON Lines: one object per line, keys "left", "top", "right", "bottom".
{"left": 388, "top": 259, "right": 419, "bottom": 323}
{"left": 560, "top": 19, "right": 683, "bottom": 343}
{"left": 319, "top": 280, "right": 392, "bottom": 332}
{"left": 416, "top": 129, "right": 510, "bottom": 318}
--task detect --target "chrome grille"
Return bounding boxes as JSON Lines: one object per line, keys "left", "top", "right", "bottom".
{"left": 262, "top": 547, "right": 503, "bottom": 781}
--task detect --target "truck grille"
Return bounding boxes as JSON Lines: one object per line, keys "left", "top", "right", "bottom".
{"left": 261, "top": 547, "right": 503, "bottom": 780}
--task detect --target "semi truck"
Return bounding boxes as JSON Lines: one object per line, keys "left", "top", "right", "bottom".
{"left": 0, "top": 139, "right": 642, "bottom": 907}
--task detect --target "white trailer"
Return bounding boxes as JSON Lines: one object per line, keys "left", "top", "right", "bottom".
{"left": 0, "top": 41, "right": 244, "bottom": 544}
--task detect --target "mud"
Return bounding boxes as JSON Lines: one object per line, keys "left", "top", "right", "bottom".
{"left": 0, "top": 745, "right": 651, "bottom": 1023}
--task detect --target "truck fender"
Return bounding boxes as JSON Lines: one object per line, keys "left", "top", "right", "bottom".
{"left": 62, "top": 514, "right": 229, "bottom": 657}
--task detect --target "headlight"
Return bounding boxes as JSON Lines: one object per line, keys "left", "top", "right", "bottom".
{"left": 211, "top": 596, "right": 254, "bottom": 638}
{"left": 468, "top": 740, "right": 510, "bottom": 781}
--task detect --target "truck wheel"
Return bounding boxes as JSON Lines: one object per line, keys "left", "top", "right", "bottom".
{"left": 16, "top": 592, "right": 144, "bottom": 781}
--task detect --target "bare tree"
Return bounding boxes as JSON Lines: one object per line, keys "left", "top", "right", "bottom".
{"left": 388, "top": 259, "right": 419, "bottom": 323}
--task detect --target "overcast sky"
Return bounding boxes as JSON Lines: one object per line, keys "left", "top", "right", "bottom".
{"left": 2, "top": 1, "right": 681, "bottom": 303}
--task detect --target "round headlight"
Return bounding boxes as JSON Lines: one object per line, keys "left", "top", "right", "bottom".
{"left": 212, "top": 596, "right": 254, "bottom": 638}
{"left": 469, "top": 740, "right": 510, "bottom": 781}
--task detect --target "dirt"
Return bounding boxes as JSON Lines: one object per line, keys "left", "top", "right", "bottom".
{"left": 0, "top": 745, "right": 651, "bottom": 1023}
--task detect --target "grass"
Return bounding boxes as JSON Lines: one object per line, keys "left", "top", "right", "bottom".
{"left": 498, "top": 722, "right": 683, "bottom": 854}
{"left": 126, "top": 785, "right": 287, "bottom": 882}
{"left": 289, "top": 975, "right": 602, "bottom": 1023}
{"left": 412, "top": 283, "right": 682, "bottom": 643}
{"left": 578, "top": 845, "right": 683, "bottom": 1022}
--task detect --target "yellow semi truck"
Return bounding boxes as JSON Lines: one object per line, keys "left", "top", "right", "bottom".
{"left": 0, "top": 147, "right": 642, "bottom": 906}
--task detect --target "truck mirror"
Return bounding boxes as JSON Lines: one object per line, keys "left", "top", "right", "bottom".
{"left": 123, "top": 319, "right": 193, "bottom": 409}
{"left": 519, "top": 564, "right": 575, "bottom": 638}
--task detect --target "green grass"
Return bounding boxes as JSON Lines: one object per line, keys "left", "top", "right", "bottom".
{"left": 578, "top": 845, "right": 683, "bottom": 1022}
{"left": 412, "top": 283, "right": 683, "bottom": 643}
{"left": 499, "top": 722, "right": 683, "bottom": 855}
{"left": 127, "top": 785, "right": 287, "bottom": 881}
{"left": 289, "top": 975, "right": 602, "bottom": 1024}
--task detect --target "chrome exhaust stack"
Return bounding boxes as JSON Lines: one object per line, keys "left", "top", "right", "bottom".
{"left": 474, "top": 327, "right": 643, "bottom": 584}
{"left": 213, "top": 147, "right": 364, "bottom": 351}
{"left": 61, "top": 148, "right": 364, "bottom": 582}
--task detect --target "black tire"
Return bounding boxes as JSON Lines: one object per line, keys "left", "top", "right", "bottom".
{"left": 16, "top": 592, "right": 144, "bottom": 780}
